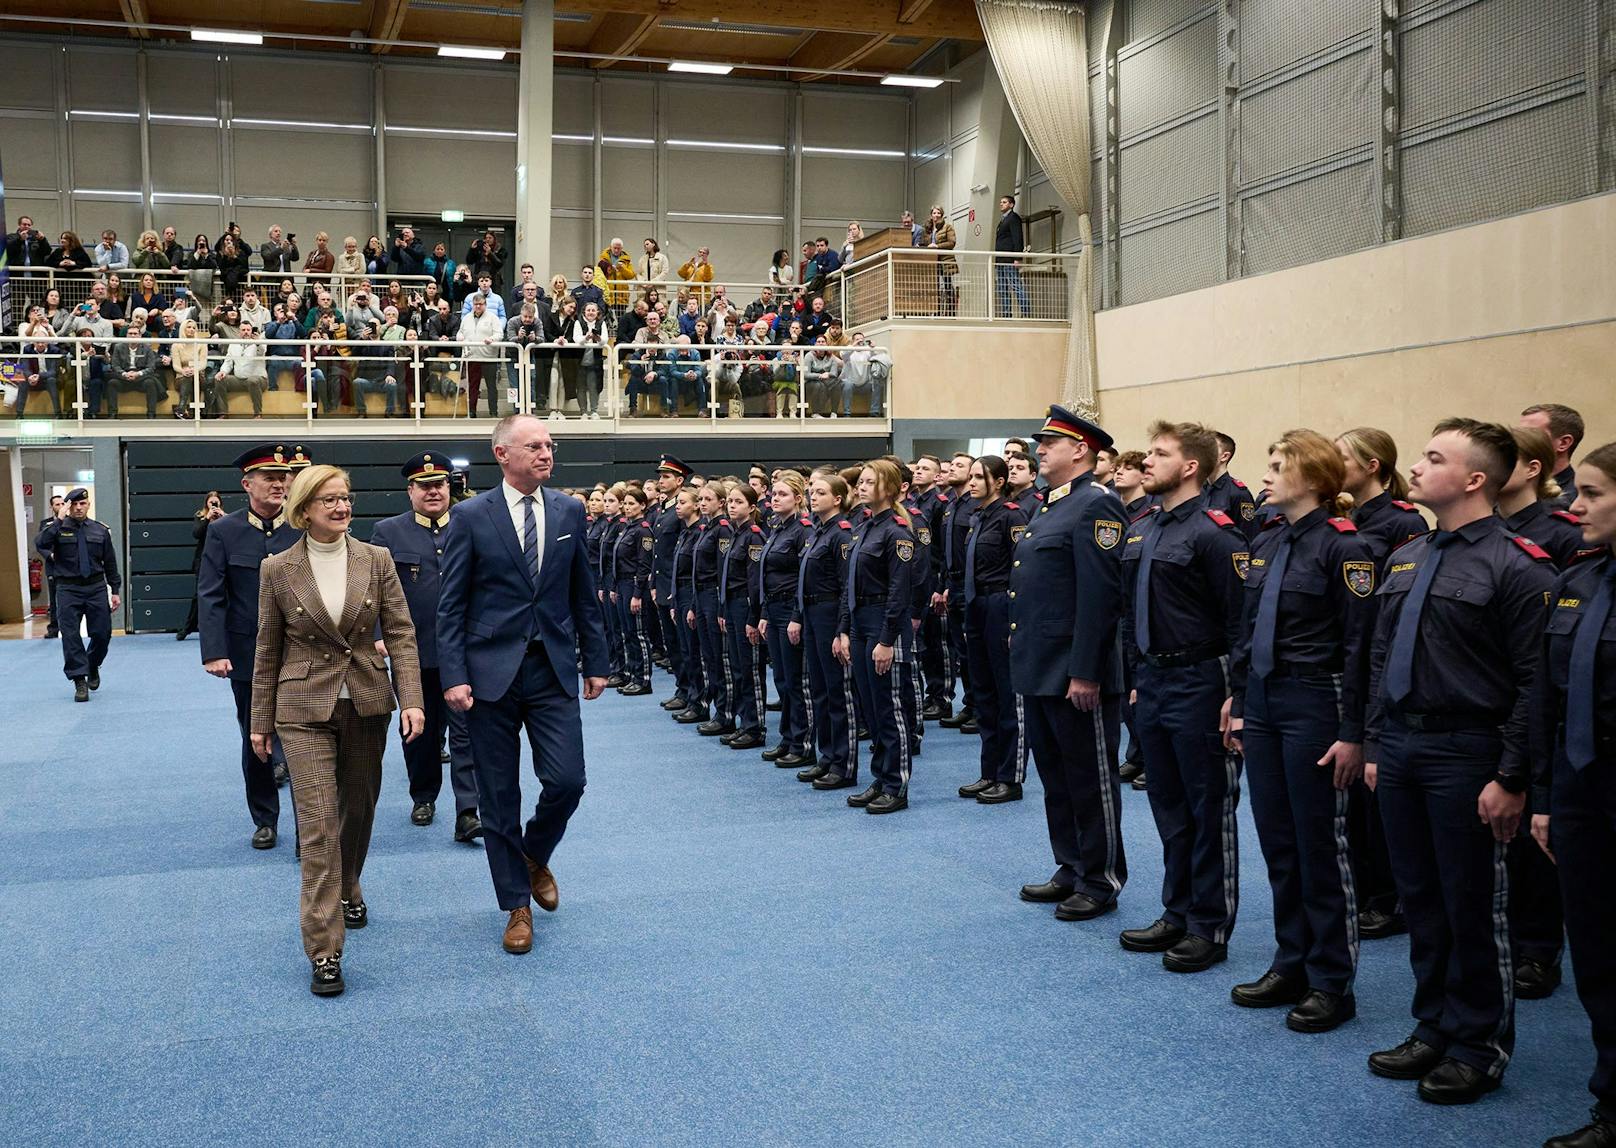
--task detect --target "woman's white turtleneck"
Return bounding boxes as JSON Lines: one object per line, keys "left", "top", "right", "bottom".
{"left": 307, "top": 532, "right": 351, "bottom": 698}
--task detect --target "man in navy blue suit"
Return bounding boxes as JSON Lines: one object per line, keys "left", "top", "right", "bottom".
{"left": 438, "top": 414, "right": 610, "bottom": 955}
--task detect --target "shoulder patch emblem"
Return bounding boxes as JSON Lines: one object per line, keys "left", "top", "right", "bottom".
{"left": 1206, "top": 508, "right": 1235, "bottom": 528}
{"left": 1511, "top": 536, "right": 1551, "bottom": 561}
{"left": 718, "top": 537, "right": 731, "bottom": 553}
{"left": 641, "top": 535, "right": 653, "bottom": 551}
{"left": 1010, "top": 524, "right": 1026, "bottom": 544}
{"left": 1327, "top": 517, "right": 1357, "bottom": 533}
{"left": 895, "top": 539, "right": 914, "bottom": 563}
{"left": 1094, "top": 520, "right": 1123, "bottom": 550}
{"left": 1240, "top": 502, "right": 1256, "bottom": 521}
{"left": 1343, "top": 560, "right": 1375, "bottom": 598}
{"left": 748, "top": 544, "right": 763, "bottom": 561}
{"left": 917, "top": 526, "right": 932, "bottom": 545}
{"left": 1232, "top": 552, "right": 1250, "bottom": 580}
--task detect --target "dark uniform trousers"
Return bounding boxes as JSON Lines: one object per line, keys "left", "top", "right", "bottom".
{"left": 947, "top": 597, "right": 972, "bottom": 713}
{"left": 695, "top": 587, "right": 731, "bottom": 725}
{"left": 1509, "top": 796, "right": 1564, "bottom": 966}
{"left": 644, "top": 584, "right": 666, "bottom": 659}
{"left": 600, "top": 583, "right": 624, "bottom": 676}
{"left": 921, "top": 609, "right": 951, "bottom": 706}
{"left": 1376, "top": 719, "right": 1515, "bottom": 1077}
{"left": 763, "top": 598, "right": 811, "bottom": 755}
{"left": 964, "top": 592, "right": 1026, "bottom": 784}
{"left": 615, "top": 581, "right": 652, "bottom": 689}
{"left": 55, "top": 576, "right": 112, "bottom": 680}
{"left": 660, "top": 596, "right": 687, "bottom": 692}
{"left": 803, "top": 600, "right": 857, "bottom": 776}
{"left": 1553, "top": 747, "right": 1616, "bottom": 1119}
{"left": 673, "top": 591, "right": 702, "bottom": 704}
{"left": 1135, "top": 657, "right": 1242, "bottom": 944}
{"left": 408, "top": 666, "right": 478, "bottom": 812}
{"left": 722, "top": 593, "right": 763, "bottom": 735}
{"left": 1243, "top": 674, "right": 1358, "bottom": 994}
{"left": 849, "top": 606, "right": 916, "bottom": 795}
{"left": 232, "top": 679, "right": 283, "bottom": 829}
{"left": 1025, "top": 692, "right": 1127, "bottom": 904}
{"left": 1348, "top": 782, "right": 1400, "bottom": 916}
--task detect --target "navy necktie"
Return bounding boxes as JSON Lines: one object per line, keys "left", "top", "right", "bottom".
{"left": 796, "top": 526, "right": 814, "bottom": 614}
{"left": 964, "top": 511, "right": 981, "bottom": 603}
{"left": 1134, "top": 521, "right": 1161, "bottom": 655}
{"left": 945, "top": 505, "right": 957, "bottom": 572}
{"left": 720, "top": 533, "right": 732, "bottom": 604}
{"left": 845, "top": 529, "right": 864, "bottom": 615}
{"left": 76, "top": 524, "right": 89, "bottom": 575}
{"left": 521, "top": 495, "right": 539, "bottom": 585}
{"left": 1383, "top": 531, "right": 1456, "bottom": 704}
{"left": 1566, "top": 564, "right": 1616, "bottom": 770}
{"left": 1249, "top": 534, "right": 1293, "bottom": 679}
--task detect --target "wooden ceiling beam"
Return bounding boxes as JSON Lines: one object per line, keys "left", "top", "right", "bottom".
{"left": 788, "top": 31, "right": 896, "bottom": 82}
{"left": 119, "top": 0, "right": 148, "bottom": 40}
{"left": 585, "top": 11, "right": 661, "bottom": 68}
{"left": 556, "top": 0, "right": 983, "bottom": 41}
{"left": 897, "top": 0, "right": 944, "bottom": 25}
{"left": 368, "top": 0, "right": 412, "bottom": 54}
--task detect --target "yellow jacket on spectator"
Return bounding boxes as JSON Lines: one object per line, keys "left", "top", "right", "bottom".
{"left": 596, "top": 247, "right": 635, "bottom": 307}
{"left": 678, "top": 256, "right": 715, "bottom": 306}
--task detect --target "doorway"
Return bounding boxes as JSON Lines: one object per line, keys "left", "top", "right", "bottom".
{"left": 7, "top": 446, "right": 95, "bottom": 634}
{"left": 392, "top": 217, "right": 516, "bottom": 287}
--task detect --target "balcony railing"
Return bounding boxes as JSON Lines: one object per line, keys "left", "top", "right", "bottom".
{"left": 822, "top": 248, "right": 1079, "bottom": 328}
{"left": 4, "top": 267, "right": 434, "bottom": 317}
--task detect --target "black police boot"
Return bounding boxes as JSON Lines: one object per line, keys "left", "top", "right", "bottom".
{"left": 698, "top": 720, "right": 732, "bottom": 736}
{"left": 1359, "top": 906, "right": 1407, "bottom": 939}
{"left": 938, "top": 707, "right": 972, "bottom": 729}
{"left": 777, "top": 751, "right": 814, "bottom": 768}
{"left": 453, "top": 810, "right": 484, "bottom": 843}
{"left": 1417, "top": 1058, "right": 1500, "bottom": 1105}
{"left": 340, "top": 899, "right": 368, "bottom": 929}
{"left": 619, "top": 683, "right": 653, "bottom": 697}
{"left": 811, "top": 769, "right": 853, "bottom": 789}
{"left": 1162, "top": 935, "right": 1227, "bottom": 973}
{"left": 87, "top": 669, "right": 101, "bottom": 691}
{"left": 976, "top": 781, "right": 1023, "bottom": 804}
{"left": 1020, "top": 881, "right": 1074, "bottom": 903}
{"left": 866, "top": 791, "right": 908, "bottom": 815}
{"left": 251, "top": 825, "right": 277, "bottom": 850}
{"left": 761, "top": 744, "right": 785, "bottom": 762}
{"left": 73, "top": 678, "right": 89, "bottom": 703}
{"left": 661, "top": 695, "right": 688, "bottom": 711}
{"left": 1054, "top": 892, "right": 1114, "bottom": 921}
{"left": 1286, "top": 990, "right": 1356, "bottom": 1033}
{"left": 959, "top": 778, "right": 994, "bottom": 799}
{"left": 958, "top": 717, "right": 980, "bottom": 735}
{"left": 1367, "top": 1036, "right": 1445, "bottom": 1080}
{"left": 727, "top": 730, "right": 765, "bottom": 750}
{"left": 674, "top": 707, "right": 708, "bottom": 724}
{"left": 1515, "top": 957, "right": 1562, "bottom": 1000}
{"left": 1230, "top": 970, "right": 1307, "bottom": 1008}
{"left": 846, "top": 783, "right": 881, "bottom": 807}
{"left": 1545, "top": 1112, "right": 1616, "bottom": 1148}
{"left": 1119, "top": 919, "right": 1186, "bottom": 952}
{"left": 310, "top": 953, "right": 345, "bottom": 997}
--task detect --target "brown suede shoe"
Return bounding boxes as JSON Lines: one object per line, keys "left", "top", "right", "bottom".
{"left": 502, "top": 906, "right": 533, "bottom": 954}
{"left": 525, "top": 856, "right": 559, "bottom": 912}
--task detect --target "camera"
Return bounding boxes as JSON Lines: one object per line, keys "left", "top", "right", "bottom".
{"left": 287, "top": 233, "right": 296, "bottom": 242}
{"left": 449, "top": 471, "right": 469, "bottom": 501}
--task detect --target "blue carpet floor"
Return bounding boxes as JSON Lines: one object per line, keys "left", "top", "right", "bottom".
{"left": 0, "top": 634, "right": 1593, "bottom": 1146}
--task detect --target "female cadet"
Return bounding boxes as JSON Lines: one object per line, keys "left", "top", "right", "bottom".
{"left": 1501, "top": 426, "right": 1586, "bottom": 569}
{"left": 596, "top": 485, "right": 627, "bottom": 687}
{"left": 837, "top": 458, "right": 918, "bottom": 815}
{"left": 796, "top": 472, "right": 858, "bottom": 789}
{"left": 669, "top": 487, "right": 706, "bottom": 721}
{"left": 612, "top": 488, "right": 655, "bottom": 696}
{"left": 688, "top": 482, "right": 733, "bottom": 736}
{"left": 1224, "top": 429, "right": 1376, "bottom": 1035}
{"left": 755, "top": 472, "right": 814, "bottom": 767}
{"left": 718, "top": 483, "right": 767, "bottom": 750}
{"left": 959, "top": 455, "right": 1031, "bottom": 804}
{"left": 1532, "top": 442, "right": 1616, "bottom": 1148}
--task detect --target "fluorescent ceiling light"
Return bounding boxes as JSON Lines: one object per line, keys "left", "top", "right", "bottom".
{"left": 668, "top": 61, "right": 733, "bottom": 75}
{"left": 388, "top": 125, "right": 517, "bottom": 139}
{"left": 69, "top": 109, "right": 139, "bottom": 120}
{"left": 666, "top": 138, "right": 783, "bottom": 153}
{"left": 72, "top": 189, "right": 143, "bottom": 198}
{"left": 667, "top": 211, "right": 783, "bottom": 222}
{"left": 148, "top": 113, "right": 221, "bottom": 125}
{"left": 153, "top": 191, "right": 223, "bottom": 201}
{"left": 439, "top": 45, "right": 506, "bottom": 60}
{"left": 881, "top": 75, "right": 944, "bottom": 88}
{"left": 802, "top": 145, "right": 905, "bottom": 159}
{"left": 231, "top": 117, "right": 371, "bottom": 131}
{"left": 192, "top": 28, "right": 263, "bottom": 45}
{"left": 602, "top": 135, "right": 654, "bottom": 146}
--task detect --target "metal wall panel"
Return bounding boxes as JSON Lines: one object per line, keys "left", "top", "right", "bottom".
{"left": 1, "top": 47, "right": 56, "bottom": 110}
{"left": 1118, "top": 209, "right": 1223, "bottom": 304}
{"left": 232, "top": 128, "right": 373, "bottom": 201}
{"left": 1119, "top": 114, "right": 1219, "bottom": 224}
{"left": 385, "top": 136, "right": 518, "bottom": 217}
{"left": 1238, "top": 49, "right": 1374, "bottom": 183}
{"left": 68, "top": 46, "right": 136, "bottom": 105}
{"left": 600, "top": 78, "right": 654, "bottom": 137}
{"left": 3, "top": 118, "right": 60, "bottom": 190}
{"left": 1401, "top": 0, "right": 1585, "bottom": 130}
{"left": 801, "top": 156, "right": 907, "bottom": 223}
{"left": 385, "top": 64, "right": 520, "bottom": 131}
{"left": 229, "top": 56, "right": 373, "bottom": 122}
{"left": 1243, "top": 160, "right": 1375, "bottom": 274}
{"left": 70, "top": 120, "right": 141, "bottom": 189}
{"left": 150, "top": 125, "right": 222, "bottom": 194}
{"left": 665, "top": 220, "right": 783, "bottom": 283}
{"left": 1118, "top": 15, "right": 1217, "bottom": 136}
{"left": 666, "top": 149, "right": 785, "bottom": 215}
{"left": 915, "top": 84, "right": 949, "bottom": 152}
{"left": 144, "top": 51, "right": 218, "bottom": 116}
{"left": 1240, "top": 0, "right": 1374, "bottom": 81}
{"left": 665, "top": 83, "right": 787, "bottom": 145}
{"left": 1128, "top": 0, "right": 1212, "bottom": 43}
{"left": 802, "top": 92, "right": 909, "bottom": 150}
{"left": 601, "top": 146, "right": 656, "bottom": 212}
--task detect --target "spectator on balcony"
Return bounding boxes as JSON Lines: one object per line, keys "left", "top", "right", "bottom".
{"left": 994, "top": 193, "right": 1031, "bottom": 318}
{"left": 616, "top": 298, "right": 649, "bottom": 346}
{"left": 238, "top": 288, "right": 271, "bottom": 334}
{"left": 215, "top": 221, "right": 244, "bottom": 255}
{"left": 335, "top": 236, "right": 364, "bottom": 277}
{"left": 572, "top": 300, "right": 608, "bottom": 419}
{"left": 184, "top": 235, "right": 217, "bottom": 305}
{"left": 812, "top": 237, "right": 842, "bottom": 283}
{"left": 465, "top": 230, "right": 505, "bottom": 289}
{"left": 425, "top": 242, "right": 457, "bottom": 296}
{"left": 551, "top": 294, "right": 581, "bottom": 412}
{"left": 171, "top": 318, "right": 209, "bottom": 418}
{"left": 89, "top": 279, "right": 127, "bottom": 333}
{"left": 767, "top": 248, "right": 794, "bottom": 288}
{"left": 771, "top": 320, "right": 808, "bottom": 418}
{"left": 625, "top": 309, "right": 673, "bottom": 416}
{"left": 94, "top": 229, "right": 130, "bottom": 271}
{"left": 216, "top": 236, "right": 250, "bottom": 299}
{"left": 665, "top": 335, "right": 708, "bottom": 417}
{"left": 900, "top": 210, "right": 923, "bottom": 246}
{"left": 841, "top": 222, "right": 864, "bottom": 268}
{"left": 570, "top": 266, "right": 607, "bottom": 319}
{"left": 259, "top": 225, "right": 300, "bottom": 274}
{"left": 302, "top": 288, "right": 341, "bottom": 336}
{"left": 840, "top": 332, "right": 889, "bottom": 419}
{"left": 152, "top": 305, "right": 180, "bottom": 381}
{"left": 110, "top": 310, "right": 163, "bottom": 418}
{"left": 131, "top": 230, "right": 169, "bottom": 272}
{"left": 745, "top": 287, "right": 777, "bottom": 325}
{"left": 512, "top": 281, "right": 545, "bottom": 327}
{"left": 380, "top": 305, "right": 406, "bottom": 345}
{"left": 213, "top": 321, "right": 267, "bottom": 419}
{"left": 423, "top": 299, "right": 460, "bottom": 398}
{"left": 460, "top": 274, "right": 506, "bottom": 321}
{"left": 358, "top": 235, "right": 385, "bottom": 278}
{"left": 418, "top": 281, "right": 444, "bottom": 325}
{"left": 643, "top": 287, "right": 664, "bottom": 318}
{"left": 42, "top": 288, "right": 73, "bottom": 336}
{"left": 12, "top": 313, "right": 62, "bottom": 416}
{"left": 210, "top": 302, "right": 242, "bottom": 345}
{"left": 6, "top": 215, "right": 51, "bottom": 269}
{"left": 49, "top": 230, "right": 92, "bottom": 272}
{"left": 304, "top": 232, "right": 336, "bottom": 276}
{"left": 265, "top": 301, "right": 302, "bottom": 392}
{"left": 597, "top": 238, "right": 635, "bottom": 310}
{"left": 505, "top": 263, "right": 544, "bottom": 316}
{"left": 160, "top": 226, "right": 187, "bottom": 270}
{"left": 346, "top": 289, "right": 386, "bottom": 340}
{"left": 447, "top": 264, "right": 474, "bottom": 308}
{"left": 803, "top": 339, "right": 842, "bottom": 418}
{"left": 459, "top": 293, "right": 503, "bottom": 417}
{"left": 306, "top": 327, "right": 342, "bottom": 415}
{"left": 640, "top": 238, "right": 669, "bottom": 286}
{"left": 677, "top": 297, "right": 702, "bottom": 339}
{"left": 548, "top": 273, "right": 569, "bottom": 308}
{"left": 69, "top": 296, "right": 113, "bottom": 416}
{"left": 825, "top": 317, "right": 850, "bottom": 350}
{"left": 678, "top": 247, "right": 715, "bottom": 305}
{"left": 801, "top": 295, "right": 831, "bottom": 343}
{"left": 796, "top": 242, "right": 815, "bottom": 285}
{"left": 706, "top": 296, "right": 737, "bottom": 341}
{"left": 921, "top": 205, "right": 958, "bottom": 317}
{"left": 391, "top": 226, "right": 425, "bottom": 276}
{"left": 169, "top": 286, "right": 201, "bottom": 328}
{"left": 504, "top": 300, "right": 543, "bottom": 405}
{"left": 130, "top": 272, "right": 168, "bottom": 319}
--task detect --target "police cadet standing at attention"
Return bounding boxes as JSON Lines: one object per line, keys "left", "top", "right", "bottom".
{"left": 717, "top": 483, "right": 766, "bottom": 750}
{"left": 1206, "top": 431, "right": 1259, "bottom": 540}
{"left": 796, "top": 471, "right": 858, "bottom": 789}
{"left": 1222, "top": 430, "right": 1376, "bottom": 1034}
{"left": 754, "top": 471, "right": 814, "bottom": 768}
{"left": 1520, "top": 402, "right": 1585, "bottom": 514}
{"left": 198, "top": 443, "right": 307, "bottom": 849}
{"left": 368, "top": 451, "right": 482, "bottom": 843}
{"left": 611, "top": 488, "right": 654, "bottom": 696}
{"left": 837, "top": 459, "right": 918, "bottom": 814}
{"left": 34, "top": 488, "right": 121, "bottom": 703}
{"left": 1530, "top": 441, "right": 1616, "bottom": 1148}
{"left": 1362, "top": 418, "right": 1554, "bottom": 1105}
{"left": 668, "top": 486, "right": 705, "bottom": 719}
{"left": 937, "top": 452, "right": 978, "bottom": 733}
{"left": 910, "top": 455, "right": 954, "bottom": 721}
{"left": 1120, "top": 421, "right": 1248, "bottom": 972}
{"left": 1009, "top": 408, "right": 1129, "bottom": 923}
{"left": 596, "top": 487, "right": 626, "bottom": 687}
{"left": 1501, "top": 426, "right": 1590, "bottom": 571}
{"left": 687, "top": 483, "right": 732, "bottom": 734}
{"left": 651, "top": 456, "right": 692, "bottom": 705}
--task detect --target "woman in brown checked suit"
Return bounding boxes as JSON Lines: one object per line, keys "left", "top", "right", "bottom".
{"left": 251, "top": 463, "right": 426, "bottom": 997}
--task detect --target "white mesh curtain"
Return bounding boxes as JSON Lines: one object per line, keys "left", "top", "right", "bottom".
{"left": 975, "top": 0, "right": 1099, "bottom": 418}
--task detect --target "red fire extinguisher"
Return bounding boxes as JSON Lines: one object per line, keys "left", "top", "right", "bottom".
{"left": 29, "top": 557, "right": 43, "bottom": 592}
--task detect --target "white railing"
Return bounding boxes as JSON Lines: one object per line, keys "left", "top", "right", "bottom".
{"left": 826, "top": 247, "right": 1080, "bottom": 328}
{"left": 3, "top": 266, "right": 433, "bottom": 318}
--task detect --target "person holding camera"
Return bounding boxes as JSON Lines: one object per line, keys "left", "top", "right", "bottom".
{"left": 391, "top": 226, "right": 425, "bottom": 276}
{"left": 572, "top": 300, "right": 608, "bottom": 419}
{"left": 625, "top": 309, "right": 671, "bottom": 417}
{"left": 178, "top": 491, "right": 227, "bottom": 641}
{"left": 69, "top": 298, "right": 114, "bottom": 417}
{"left": 505, "top": 301, "right": 543, "bottom": 410}
{"left": 465, "top": 230, "right": 505, "bottom": 290}
{"left": 259, "top": 225, "right": 300, "bottom": 274}
{"left": 5, "top": 214, "right": 51, "bottom": 269}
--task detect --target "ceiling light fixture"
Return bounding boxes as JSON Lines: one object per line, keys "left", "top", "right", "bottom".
{"left": 438, "top": 45, "right": 506, "bottom": 60}
{"left": 881, "top": 75, "right": 944, "bottom": 88}
{"left": 192, "top": 28, "right": 263, "bottom": 45}
{"left": 668, "top": 61, "right": 734, "bottom": 76}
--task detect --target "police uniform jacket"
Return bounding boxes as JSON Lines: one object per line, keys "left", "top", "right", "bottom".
{"left": 1206, "top": 471, "right": 1258, "bottom": 539}
{"left": 754, "top": 512, "right": 809, "bottom": 625}
{"left": 672, "top": 518, "right": 698, "bottom": 596}
{"left": 691, "top": 515, "right": 722, "bottom": 591}
{"left": 1502, "top": 501, "right": 1589, "bottom": 570}
{"left": 1531, "top": 548, "right": 1616, "bottom": 809}
{"left": 368, "top": 507, "right": 454, "bottom": 668}
{"left": 719, "top": 516, "right": 763, "bottom": 607}
{"left": 34, "top": 515, "right": 121, "bottom": 590}
{"left": 198, "top": 508, "right": 302, "bottom": 683}
{"left": 795, "top": 513, "right": 852, "bottom": 624}
{"left": 584, "top": 513, "right": 607, "bottom": 572}
{"left": 1228, "top": 508, "right": 1377, "bottom": 740}
{"left": 964, "top": 496, "right": 1029, "bottom": 599}
{"left": 651, "top": 500, "right": 684, "bottom": 600}
{"left": 1120, "top": 494, "right": 1247, "bottom": 666}
{"left": 838, "top": 506, "right": 917, "bottom": 647}
{"left": 613, "top": 515, "right": 653, "bottom": 593}
{"left": 1353, "top": 491, "right": 1427, "bottom": 570}
{"left": 1363, "top": 517, "right": 1556, "bottom": 782}
{"left": 1123, "top": 493, "right": 1157, "bottom": 523}
{"left": 941, "top": 491, "right": 977, "bottom": 593}
{"left": 1007, "top": 473, "right": 1124, "bottom": 697}
{"left": 900, "top": 497, "right": 933, "bottom": 620}
{"left": 598, "top": 516, "right": 624, "bottom": 586}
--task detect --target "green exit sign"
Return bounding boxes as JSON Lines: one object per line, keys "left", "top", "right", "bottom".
{"left": 441, "top": 209, "right": 465, "bottom": 223}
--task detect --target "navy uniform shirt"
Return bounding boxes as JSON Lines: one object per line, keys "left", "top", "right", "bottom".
{"left": 672, "top": 517, "right": 698, "bottom": 597}
{"left": 613, "top": 515, "right": 653, "bottom": 591}
{"left": 1206, "top": 472, "right": 1258, "bottom": 540}
{"left": 964, "top": 496, "right": 1029, "bottom": 600}
{"left": 718, "top": 516, "right": 762, "bottom": 607}
{"left": 1502, "top": 501, "right": 1591, "bottom": 570}
{"left": 1122, "top": 493, "right": 1157, "bottom": 523}
{"left": 1008, "top": 473, "right": 1124, "bottom": 697}
{"left": 1228, "top": 509, "right": 1377, "bottom": 741}
{"left": 598, "top": 515, "right": 624, "bottom": 586}
{"left": 369, "top": 507, "right": 454, "bottom": 668}
{"left": 914, "top": 486, "right": 949, "bottom": 579}
{"left": 34, "top": 515, "right": 121, "bottom": 589}
{"left": 839, "top": 506, "right": 917, "bottom": 647}
{"left": 585, "top": 513, "right": 608, "bottom": 574}
{"left": 900, "top": 495, "right": 933, "bottom": 620}
{"left": 691, "top": 515, "right": 722, "bottom": 591}
{"left": 1364, "top": 517, "right": 1556, "bottom": 783}
{"left": 1530, "top": 549, "right": 1616, "bottom": 807}
{"left": 941, "top": 490, "right": 977, "bottom": 593}
{"left": 197, "top": 507, "right": 301, "bottom": 682}
{"left": 754, "top": 512, "right": 809, "bottom": 624}
{"left": 651, "top": 498, "right": 684, "bottom": 600}
{"left": 1352, "top": 491, "right": 1428, "bottom": 572}
{"left": 795, "top": 513, "right": 852, "bottom": 623}
{"left": 1121, "top": 494, "right": 1248, "bottom": 664}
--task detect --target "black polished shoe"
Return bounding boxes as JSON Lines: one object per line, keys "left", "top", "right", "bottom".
{"left": 341, "top": 899, "right": 368, "bottom": 929}
{"left": 813, "top": 770, "right": 856, "bottom": 790}
{"left": 727, "top": 731, "right": 765, "bottom": 750}
{"left": 697, "top": 720, "right": 731, "bottom": 736}
{"left": 799, "top": 763, "right": 830, "bottom": 783}
{"left": 1418, "top": 1058, "right": 1500, "bottom": 1105}
{"left": 718, "top": 730, "right": 740, "bottom": 745}
{"left": 1020, "top": 881, "right": 1075, "bottom": 904}
{"left": 761, "top": 744, "right": 785, "bottom": 762}
{"left": 1119, "top": 758, "right": 1145, "bottom": 782}
{"left": 674, "top": 708, "right": 708, "bottom": 724}
{"left": 1287, "top": 990, "right": 1356, "bottom": 1033}
{"left": 1230, "top": 970, "right": 1308, "bottom": 1008}
{"left": 251, "top": 825, "right": 277, "bottom": 850}
{"left": 1516, "top": 957, "right": 1563, "bottom": 1000}
{"left": 454, "top": 810, "right": 484, "bottom": 842}
{"left": 619, "top": 682, "right": 653, "bottom": 697}
{"left": 1055, "top": 892, "right": 1115, "bottom": 921}
{"left": 605, "top": 674, "right": 627, "bottom": 688}
{"left": 976, "top": 781, "right": 1023, "bottom": 804}
{"left": 1129, "top": 772, "right": 1148, "bottom": 791}
{"left": 1545, "top": 1113, "right": 1616, "bottom": 1148}
{"left": 958, "top": 718, "right": 980, "bottom": 735}
{"left": 959, "top": 778, "right": 995, "bottom": 799}
{"left": 765, "top": 698, "right": 782, "bottom": 712}
{"left": 411, "top": 801, "right": 435, "bottom": 827}
{"left": 866, "top": 792, "right": 908, "bottom": 815}
{"left": 1358, "top": 906, "right": 1407, "bottom": 939}
{"left": 1163, "top": 935, "right": 1227, "bottom": 973}
{"left": 922, "top": 700, "right": 952, "bottom": 721}
{"left": 661, "top": 695, "right": 688, "bottom": 711}
{"left": 273, "top": 762, "right": 290, "bottom": 787}
{"left": 73, "top": 678, "right": 89, "bottom": 703}
{"left": 310, "top": 953, "right": 345, "bottom": 997}
{"left": 856, "top": 726, "right": 870, "bottom": 741}
{"left": 938, "top": 708, "right": 973, "bottom": 729}
{"left": 846, "top": 783, "right": 882, "bottom": 807}
{"left": 87, "top": 670, "right": 101, "bottom": 691}
{"left": 1119, "top": 919, "right": 1185, "bottom": 952}
{"left": 777, "top": 752, "right": 814, "bottom": 768}
{"left": 1368, "top": 1036, "right": 1446, "bottom": 1080}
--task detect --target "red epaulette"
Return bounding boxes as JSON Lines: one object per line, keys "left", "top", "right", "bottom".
{"left": 1004, "top": 501, "right": 1019, "bottom": 511}
{"left": 1511, "top": 536, "right": 1552, "bottom": 561}
{"left": 1552, "top": 509, "right": 1582, "bottom": 524}
{"left": 1392, "top": 500, "right": 1417, "bottom": 511}
{"left": 800, "top": 516, "right": 812, "bottom": 527}
{"left": 936, "top": 490, "right": 950, "bottom": 502}
{"left": 837, "top": 519, "right": 852, "bottom": 530}
{"left": 1033, "top": 490, "right": 1046, "bottom": 502}
{"left": 1205, "top": 509, "right": 1235, "bottom": 527}
{"left": 750, "top": 523, "right": 763, "bottom": 534}
{"left": 697, "top": 523, "right": 707, "bottom": 531}
{"left": 1389, "top": 532, "right": 1423, "bottom": 553}
{"left": 718, "top": 517, "right": 730, "bottom": 527}
{"left": 862, "top": 507, "right": 872, "bottom": 518}
{"left": 1326, "top": 517, "right": 1357, "bottom": 532}
{"left": 1130, "top": 504, "right": 1160, "bottom": 523}
{"left": 1232, "top": 478, "right": 1249, "bottom": 490}
{"left": 1572, "top": 547, "right": 1608, "bottom": 565}
{"left": 1260, "top": 515, "right": 1286, "bottom": 531}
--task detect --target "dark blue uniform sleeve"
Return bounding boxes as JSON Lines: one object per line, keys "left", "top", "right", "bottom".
{"left": 1499, "top": 557, "right": 1556, "bottom": 785}
{"left": 196, "top": 522, "right": 232, "bottom": 665}
{"left": 1333, "top": 533, "right": 1378, "bottom": 743}
{"left": 100, "top": 525, "right": 121, "bottom": 593}
{"left": 881, "top": 522, "right": 917, "bottom": 647}
{"left": 1530, "top": 569, "right": 1576, "bottom": 811}
{"left": 1068, "top": 495, "right": 1122, "bottom": 685}
{"left": 33, "top": 517, "right": 62, "bottom": 555}
{"left": 1200, "top": 521, "right": 1248, "bottom": 689}
{"left": 570, "top": 504, "right": 610, "bottom": 680}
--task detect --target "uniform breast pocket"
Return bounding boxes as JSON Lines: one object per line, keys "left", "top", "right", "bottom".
{"left": 1544, "top": 608, "right": 1579, "bottom": 637}
{"left": 1282, "top": 571, "right": 1327, "bottom": 597}
{"left": 227, "top": 553, "right": 259, "bottom": 571}
{"left": 1428, "top": 573, "right": 1496, "bottom": 612}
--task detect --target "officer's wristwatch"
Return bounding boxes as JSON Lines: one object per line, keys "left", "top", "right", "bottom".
{"left": 1493, "top": 772, "right": 1528, "bottom": 795}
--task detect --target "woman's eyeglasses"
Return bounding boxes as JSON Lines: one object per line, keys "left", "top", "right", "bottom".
{"left": 316, "top": 494, "right": 354, "bottom": 509}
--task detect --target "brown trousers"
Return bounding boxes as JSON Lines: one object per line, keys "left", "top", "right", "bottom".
{"left": 279, "top": 700, "right": 388, "bottom": 960}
